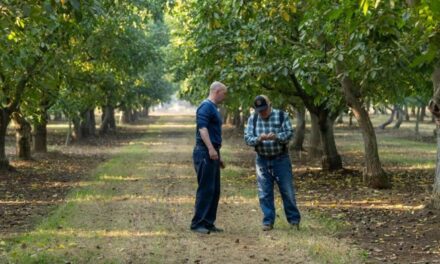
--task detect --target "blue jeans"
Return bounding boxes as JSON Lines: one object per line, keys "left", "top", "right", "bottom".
{"left": 256, "top": 154, "right": 301, "bottom": 225}
{"left": 191, "top": 145, "right": 221, "bottom": 229}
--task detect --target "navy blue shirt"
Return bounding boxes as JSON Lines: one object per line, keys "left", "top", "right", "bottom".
{"left": 195, "top": 99, "right": 222, "bottom": 148}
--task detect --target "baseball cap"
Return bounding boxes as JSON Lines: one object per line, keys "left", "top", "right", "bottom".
{"left": 253, "top": 95, "right": 268, "bottom": 112}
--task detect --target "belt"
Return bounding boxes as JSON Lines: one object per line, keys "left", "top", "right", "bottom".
{"left": 257, "top": 152, "right": 288, "bottom": 160}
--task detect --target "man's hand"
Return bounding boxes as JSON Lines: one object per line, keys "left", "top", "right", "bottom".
{"left": 209, "top": 148, "right": 219, "bottom": 160}
{"left": 267, "top": 132, "right": 276, "bottom": 140}
{"left": 258, "top": 133, "right": 268, "bottom": 141}
{"left": 259, "top": 133, "right": 276, "bottom": 141}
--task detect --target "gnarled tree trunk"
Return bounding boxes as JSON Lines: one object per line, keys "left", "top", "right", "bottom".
{"left": 379, "top": 105, "right": 396, "bottom": 129}
{"left": 337, "top": 64, "right": 390, "bottom": 189}
{"left": 292, "top": 106, "right": 306, "bottom": 151}
{"left": 317, "top": 112, "right": 342, "bottom": 171}
{"left": 309, "top": 113, "right": 322, "bottom": 160}
{"left": 12, "top": 112, "right": 32, "bottom": 160}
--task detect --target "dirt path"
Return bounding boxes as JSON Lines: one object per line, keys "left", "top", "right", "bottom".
{"left": 0, "top": 115, "right": 361, "bottom": 263}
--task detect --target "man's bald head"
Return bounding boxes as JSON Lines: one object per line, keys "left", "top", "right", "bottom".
{"left": 208, "top": 81, "right": 227, "bottom": 104}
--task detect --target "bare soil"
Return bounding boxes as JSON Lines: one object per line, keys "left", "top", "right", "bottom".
{"left": 1, "top": 117, "right": 439, "bottom": 263}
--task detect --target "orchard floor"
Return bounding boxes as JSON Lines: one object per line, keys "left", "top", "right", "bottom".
{"left": 0, "top": 115, "right": 439, "bottom": 263}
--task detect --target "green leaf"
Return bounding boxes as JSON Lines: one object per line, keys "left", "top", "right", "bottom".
{"left": 69, "top": 0, "right": 81, "bottom": 10}
{"left": 410, "top": 45, "right": 437, "bottom": 67}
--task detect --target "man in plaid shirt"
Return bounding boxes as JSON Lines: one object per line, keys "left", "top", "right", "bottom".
{"left": 244, "top": 95, "right": 301, "bottom": 231}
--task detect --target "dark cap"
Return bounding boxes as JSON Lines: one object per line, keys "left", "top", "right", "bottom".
{"left": 254, "top": 95, "right": 268, "bottom": 112}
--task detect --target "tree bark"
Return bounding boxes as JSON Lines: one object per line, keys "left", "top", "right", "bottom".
{"left": 33, "top": 116, "right": 47, "bottom": 153}
{"left": 379, "top": 105, "right": 396, "bottom": 129}
{"left": 415, "top": 107, "right": 421, "bottom": 136}
{"left": 404, "top": 105, "right": 410, "bottom": 121}
{"left": 317, "top": 111, "right": 342, "bottom": 170}
{"left": 292, "top": 106, "right": 306, "bottom": 151}
{"left": 121, "top": 107, "right": 132, "bottom": 124}
{"left": 12, "top": 112, "right": 32, "bottom": 160}
{"left": 421, "top": 105, "right": 426, "bottom": 122}
{"left": 233, "top": 109, "right": 241, "bottom": 129}
{"left": 393, "top": 105, "right": 404, "bottom": 129}
{"left": 309, "top": 113, "right": 323, "bottom": 160}
{"left": 100, "top": 105, "right": 116, "bottom": 135}
{"left": 337, "top": 64, "right": 390, "bottom": 189}
{"left": 79, "top": 109, "right": 96, "bottom": 138}
{"left": 0, "top": 109, "right": 11, "bottom": 169}
{"left": 428, "top": 66, "right": 440, "bottom": 209}
{"left": 72, "top": 117, "right": 83, "bottom": 141}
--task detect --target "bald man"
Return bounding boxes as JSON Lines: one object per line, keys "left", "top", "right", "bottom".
{"left": 190, "top": 81, "right": 227, "bottom": 234}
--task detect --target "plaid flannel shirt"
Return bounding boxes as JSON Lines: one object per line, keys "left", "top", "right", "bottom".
{"left": 244, "top": 109, "right": 293, "bottom": 157}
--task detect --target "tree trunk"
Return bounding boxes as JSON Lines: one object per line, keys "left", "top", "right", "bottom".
{"left": 53, "top": 112, "right": 63, "bottom": 121}
{"left": 292, "top": 106, "right": 306, "bottom": 151}
{"left": 100, "top": 105, "right": 116, "bottom": 135}
{"left": 80, "top": 109, "right": 96, "bottom": 137}
{"left": 411, "top": 106, "right": 416, "bottom": 116}
{"left": 379, "top": 105, "right": 396, "bottom": 129}
{"left": 132, "top": 110, "right": 139, "bottom": 122}
{"left": 309, "top": 113, "right": 322, "bottom": 159}
{"left": 421, "top": 105, "right": 426, "bottom": 122}
{"left": 317, "top": 112, "right": 343, "bottom": 171}
{"left": 428, "top": 65, "right": 440, "bottom": 209}
{"left": 433, "top": 128, "right": 440, "bottom": 209}
{"left": 404, "top": 105, "right": 410, "bottom": 121}
{"left": 393, "top": 106, "right": 404, "bottom": 129}
{"left": 349, "top": 111, "right": 354, "bottom": 126}
{"left": 121, "top": 107, "right": 131, "bottom": 124}
{"left": 33, "top": 116, "right": 47, "bottom": 153}
{"left": 0, "top": 109, "right": 11, "bottom": 170}
{"left": 72, "top": 117, "right": 83, "bottom": 141}
{"left": 337, "top": 64, "right": 390, "bottom": 189}
{"left": 415, "top": 107, "right": 421, "bottom": 136}
{"left": 12, "top": 112, "right": 32, "bottom": 160}
{"left": 233, "top": 109, "right": 241, "bottom": 129}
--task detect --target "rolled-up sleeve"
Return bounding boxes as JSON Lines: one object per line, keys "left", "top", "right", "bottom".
{"left": 276, "top": 112, "right": 293, "bottom": 144}
{"left": 244, "top": 115, "right": 259, "bottom": 146}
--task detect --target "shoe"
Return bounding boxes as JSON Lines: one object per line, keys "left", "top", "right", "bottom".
{"left": 191, "top": 226, "right": 210, "bottom": 234}
{"left": 207, "top": 226, "right": 224, "bottom": 233}
{"left": 290, "top": 223, "right": 300, "bottom": 230}
{"left": 262, "top": 224, "right": 273, "bottom": 231}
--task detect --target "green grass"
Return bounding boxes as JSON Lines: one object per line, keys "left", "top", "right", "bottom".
{"left": 1, "top": 116, "right": 368, "bottom": 264}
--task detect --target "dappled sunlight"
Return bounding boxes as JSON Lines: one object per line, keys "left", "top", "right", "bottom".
{"left": 0, "top": 200, "right": 63, "bottom": 205}
{"left": 99, "top": 175, "right": 142, "bottom": 181}
{"left": 31, "top": 228, "right": 171, "bottom": 238}
{"left": 67, "top": 194, "right": 195, "bottom": 204}
{"left": 147, "top": 124, "right": 195, "bottom": 129}
{"left": 388, "top": 164, "right": 436, "bottom": 170}
{"left": 27, "top": 181, "right": 103, "bottom": 189}
{"left": 137, "top": 162, "right": 193, "bottom": 170}
{"left": 300, "top": 200, "right": 425, "bottom": 211}
{"left": 129, "top": 141, "right": 171, "bottom": 146}
{"left": 221, "top": 195, "right": 258, "bottom": 205}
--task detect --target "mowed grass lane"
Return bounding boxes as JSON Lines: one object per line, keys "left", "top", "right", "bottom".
{"left": 0, "top": 115, "right": 363, "bottom": 264}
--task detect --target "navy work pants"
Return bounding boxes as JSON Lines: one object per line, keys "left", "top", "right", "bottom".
{"left": 190, "top": 145, "right": 221, "bottom": 229}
